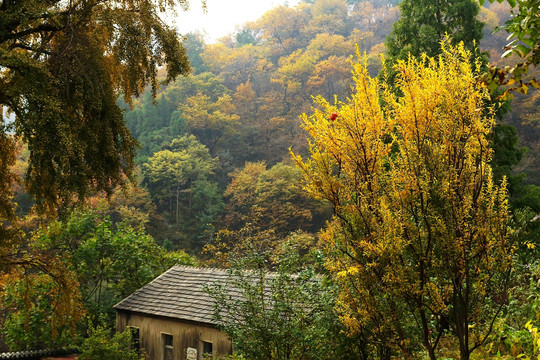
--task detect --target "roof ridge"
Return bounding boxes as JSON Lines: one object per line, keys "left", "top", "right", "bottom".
{"left": 172, "top": 265, "right": 283, "bottom": 277}
{"left": 172, "top": 265, "right": 230, "bottom": 273}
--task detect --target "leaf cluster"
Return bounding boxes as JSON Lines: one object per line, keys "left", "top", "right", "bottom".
{"left": 481, "top": 0, "right": 540, "bottom": 98}
{"left": 79, "top": 325, "right": 144, "bottom": 360}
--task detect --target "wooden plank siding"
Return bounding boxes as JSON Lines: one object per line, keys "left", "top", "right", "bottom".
{"left": 114, "top": 267, "right": 234, "bottom": 360}
{"left": 116, "top": 310, "right": 232, "bottom": 360}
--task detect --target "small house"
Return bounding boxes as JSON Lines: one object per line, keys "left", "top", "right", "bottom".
{"left": 114, "top": 266, "right": 233, "bottom": 360}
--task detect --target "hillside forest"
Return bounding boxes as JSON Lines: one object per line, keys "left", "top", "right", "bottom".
{"left": 119, "top": 0, "right": 539, "bottom": 250}
{"left": 1, "top": 0, "right": 540, "bottom": 359}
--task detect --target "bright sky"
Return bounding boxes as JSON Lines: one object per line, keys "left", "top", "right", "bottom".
{"left": 169, "top": 0, "right": 301, "bottom": 43}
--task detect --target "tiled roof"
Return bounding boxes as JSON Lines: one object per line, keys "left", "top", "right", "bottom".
{"left": 113, "top": 266, "right": 241, "bottom": 325}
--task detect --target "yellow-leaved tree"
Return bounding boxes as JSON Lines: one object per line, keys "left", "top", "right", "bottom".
{"left": 292, "top": 42, "right": 512, "bottom": 360}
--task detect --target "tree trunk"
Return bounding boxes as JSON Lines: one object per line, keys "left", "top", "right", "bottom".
{"left": 176, "top": 183, "right": 179, "bottom": 228}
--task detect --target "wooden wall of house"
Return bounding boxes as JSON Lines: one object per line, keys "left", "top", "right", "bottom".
{"left": 116, "top": 310, "right": 233, "bottom": 360}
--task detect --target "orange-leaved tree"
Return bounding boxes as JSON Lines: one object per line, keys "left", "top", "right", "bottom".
{"left": 292, "top": 42, "right": 513, "bottom": 360}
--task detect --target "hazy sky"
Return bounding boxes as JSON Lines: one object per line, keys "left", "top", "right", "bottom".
{"left": 170, "top": 0, "right": 301, "bottom": 43}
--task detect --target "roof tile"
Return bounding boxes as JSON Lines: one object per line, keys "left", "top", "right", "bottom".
{"left": 114, "top": 266, "right": 231, "bottom": 325}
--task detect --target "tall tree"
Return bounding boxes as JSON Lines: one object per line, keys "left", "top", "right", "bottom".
{"left": 143, "top": 135, "right": 223, "bottom": 248}
{"left": 293, "top": 43, "right": 512, "bottom": 360}
{"left": 385, "top": 0, "right": 484, "bottom": 62}
{"left": 0, "top": 0, "right": 198, "bottom": 274}
{"left": 0, "top": 0, "right": 195, "bottom": 216}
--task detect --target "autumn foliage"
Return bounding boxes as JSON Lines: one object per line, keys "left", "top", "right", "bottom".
{"left": 293, "top": 43, "right": 512, "bottom": 360}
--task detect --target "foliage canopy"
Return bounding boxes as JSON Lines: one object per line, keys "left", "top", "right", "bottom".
{"left": 385, "top": 0, "right": 484, "bottom": 62}
{"left": 207, "top": 240, "right": 367, "bottom": 360}
{"left": 293, "top": 42, "right": 513, "bottom": 360}
{"left": 0, "top": 0, "right": 194, "bottom": 216}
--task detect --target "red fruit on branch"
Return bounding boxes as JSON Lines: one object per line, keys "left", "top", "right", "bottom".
{"left": 330, "top": 113, "right": 338, "bottom": 121}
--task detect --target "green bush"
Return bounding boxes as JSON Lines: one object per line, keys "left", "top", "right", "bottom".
{"left": 79, "top": 326, "right": 143, "bottom": 360}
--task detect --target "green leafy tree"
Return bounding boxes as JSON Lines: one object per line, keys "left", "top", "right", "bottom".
{"left": 183, "top": 31, "right": 208, "bottom": 74}
{"left": 385, "top": 0, "right": 484, "bottom": 62}
{"left": 3, "top": 266, "right": 85, "bottom": 351}
{"left": 2, "top": 207, "right": 197, "bottom": 351}
{"left": 474, "top": 258, "right": 540, "bottom": 359}
{"left": 143, "top": 135, "right": 223, "bottom": 248}
{"left": 490, "top": 124, "right": 528, "bottom": 193}
{"left": 235, "top": 28, "right": 258, "bottom": 47}
{"left": 481, "top": 0, "right": 540, "bottom": 96}
{"left": 206, "top": 240, "right": 368, "bottom": 360}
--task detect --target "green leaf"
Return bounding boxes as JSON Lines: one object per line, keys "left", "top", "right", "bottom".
{"left": 516, "top": 44, "right": 532, "bottom": 57}
{"left": 502, "top": 49, "right": 514, "bottom": 58}
{"left": 507, "top": 39, "right": 518, "bottom": 46}
{"left": 522, "top": 37, "right": 535, "bottom": 47}
{"left": 511, "top": 66, "right": 523, "bottom": 80}
{"left": 520, "top": 16, "right": 531, "bottom": 29}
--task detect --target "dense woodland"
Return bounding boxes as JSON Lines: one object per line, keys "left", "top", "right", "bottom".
{"left": 116, "top": 0, "right": 540, "bottom": 250}
{"left": 1, "top": 0, "right": 540, "bottom": 359}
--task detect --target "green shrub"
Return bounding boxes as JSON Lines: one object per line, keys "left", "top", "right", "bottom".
{"left": 79, "top": 326, "right": 143, "bottom": 360}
